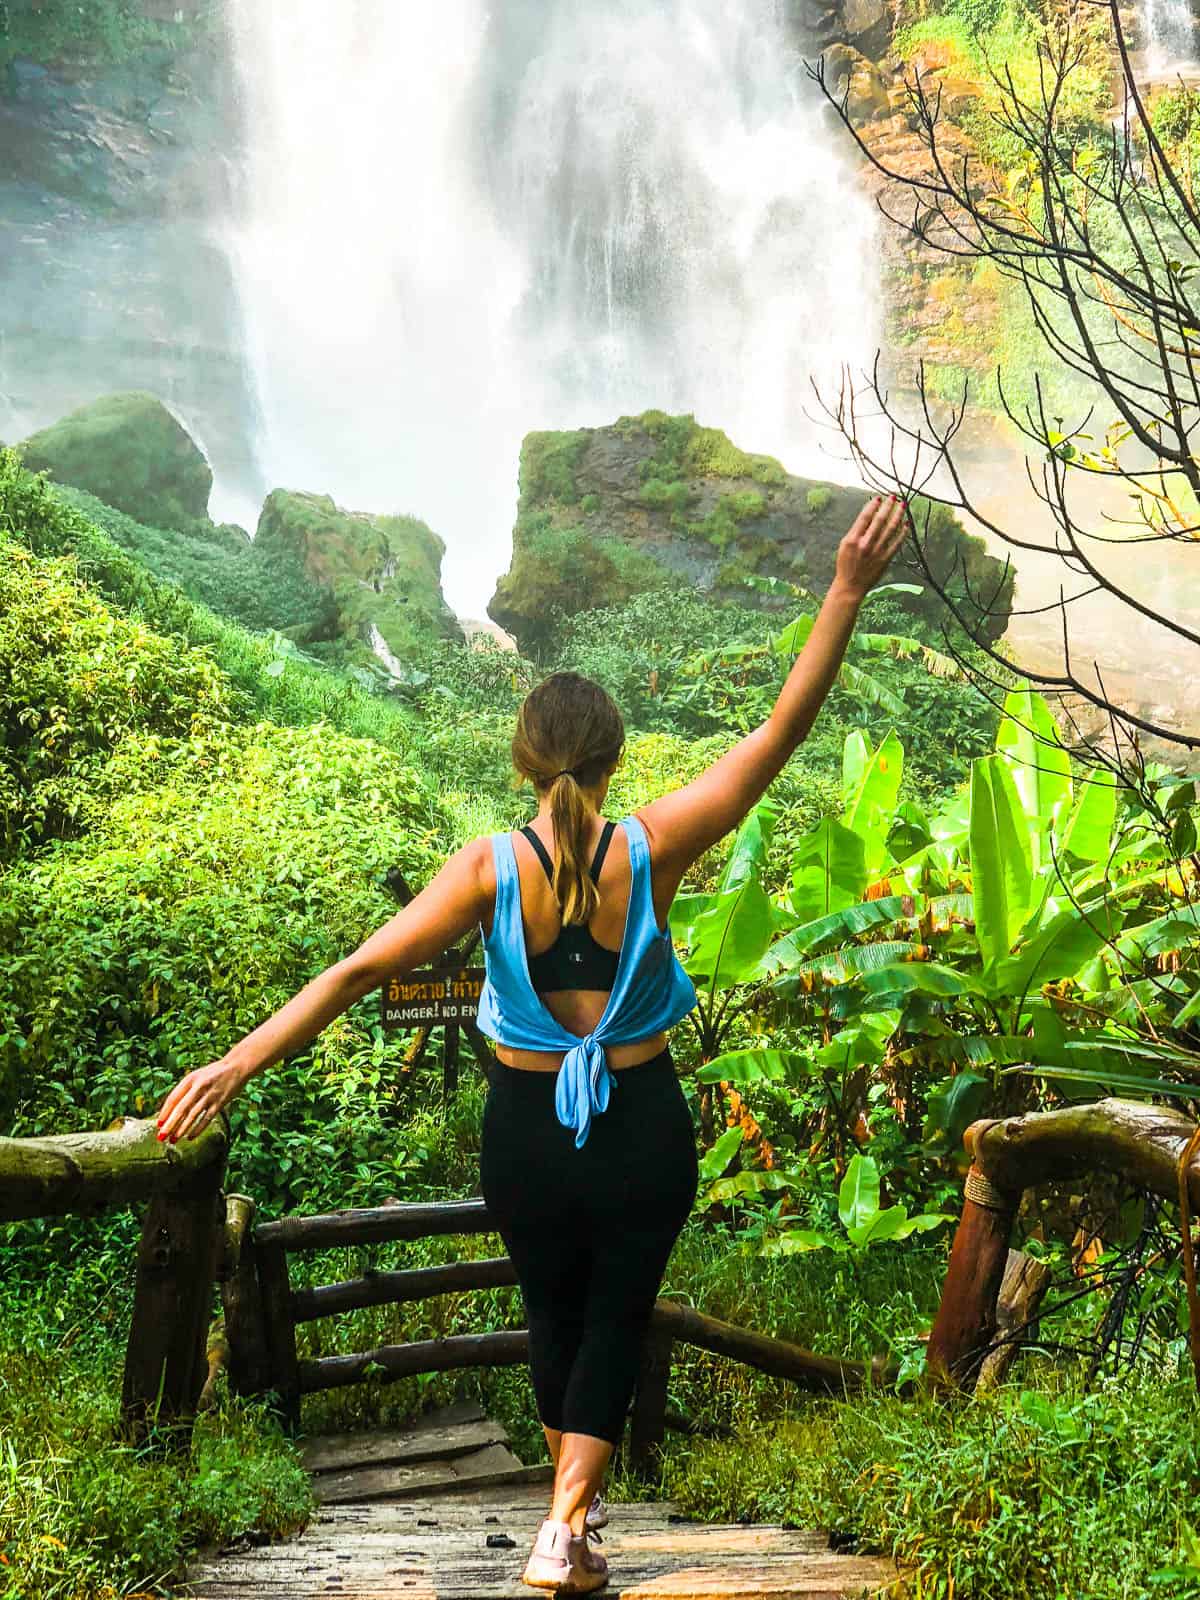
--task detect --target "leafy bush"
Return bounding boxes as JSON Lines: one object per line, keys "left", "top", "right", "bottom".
{"left": 0, "top": 534, "right": 232, "bottom": 855}
{"left": 0, "top": 721, "right": 441, "bottom": 1180}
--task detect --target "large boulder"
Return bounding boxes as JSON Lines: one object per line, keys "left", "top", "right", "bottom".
{"left": 254, "top": 490, "right": 463, "bottom": 666}
{"left": 19, "top": 392, "right": 212, "bottom": 530}
{"left": 488, "top": 411, "right": 1013, "bottom": 653}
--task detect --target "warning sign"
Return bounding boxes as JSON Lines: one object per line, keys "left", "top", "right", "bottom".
{"left": 380, "top": 967, "right": 485, "bottom": 1029}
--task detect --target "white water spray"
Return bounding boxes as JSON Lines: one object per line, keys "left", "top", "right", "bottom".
{"left": 223, "top": 0, "right": 880, "bottom": 613}
{"left": 1140, "top": 0, "right": 1197, "bottom": 74}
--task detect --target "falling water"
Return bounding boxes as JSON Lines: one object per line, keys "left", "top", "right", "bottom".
{"left": 1140, "top": 0, "right": 1197, "bottom": 74}
{"left": 221, "top": 0, "right": 880, "bottom": 613}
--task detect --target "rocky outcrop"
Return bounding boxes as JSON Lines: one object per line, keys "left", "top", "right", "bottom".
{"left": 488, "top": 411, "right": 1013, "bottom": 653}
{"left": 0, "top": 11, "right": 261, "bottom": 510}
{"left": 18, "top": 390, "right": 213, "bottom": 528}
{"left": 254, "top": 491, "right": 463, "bottom": 666}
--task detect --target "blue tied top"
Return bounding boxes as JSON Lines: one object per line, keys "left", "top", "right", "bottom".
{"left": 476, "top": 814, "right": 698, "bottom": 1148}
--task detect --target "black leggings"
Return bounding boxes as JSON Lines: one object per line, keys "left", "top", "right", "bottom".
{"left": 479, "top": 1046, "right": 698, "bottom": 1446}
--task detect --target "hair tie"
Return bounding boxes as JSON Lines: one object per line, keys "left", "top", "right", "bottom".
{"left": 554, "top": 768, "right": 578, "bottom": 781}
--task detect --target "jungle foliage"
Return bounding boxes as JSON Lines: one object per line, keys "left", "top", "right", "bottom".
{"left": 2, "top": 447, "right": 1200, "bottom": 1598}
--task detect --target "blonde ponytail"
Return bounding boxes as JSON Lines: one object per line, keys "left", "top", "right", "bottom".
{"left": 510, "top": 672, "right": 625, "bottom": 926}
{"left": 549, "top": 770, "right": 599, "bottom": 926}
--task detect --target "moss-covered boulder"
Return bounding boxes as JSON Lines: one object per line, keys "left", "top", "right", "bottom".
{"left": 254, "top": 490, "right": 463, "bottom": 669}
{"left": 18, "top": 392, "right": 212, "bottom": 530}
{"left": 488, "top": 411, "right": 1013, "bottom": 653}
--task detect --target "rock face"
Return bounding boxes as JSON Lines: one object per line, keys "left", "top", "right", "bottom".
{"left": 0, "top": 10, "right": 262, "bottom": 508}
{"left": 254, "top": 491, "right": 463, "bottom": 664}
{"left": 19, "top": 391, "right": 213, "bottom": 528}
{"left": 488, "top": 412, "right": 1013, "bottom": 652}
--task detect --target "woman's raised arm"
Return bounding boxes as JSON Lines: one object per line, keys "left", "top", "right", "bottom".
{"left": 155, "top": 837, "right": 495, "bottom": 1143}
{"left": 637, "top": 494, "right": 910, "bottom": 889}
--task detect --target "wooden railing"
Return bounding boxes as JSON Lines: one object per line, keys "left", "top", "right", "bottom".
{"left": 0, "top": 1113, "right": 231, "bottom": 1439}
{"left": 9, "top": 1096, "right": 1180, "bottom": 1459}
{"left": 223, "top": 1194, "right": 885, "bottom": 1466}
{"left": 927, "top": 1097, "right": 1200, "bottom": 1388}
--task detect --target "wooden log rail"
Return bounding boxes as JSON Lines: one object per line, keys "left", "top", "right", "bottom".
{"left": 927, "top": 1097, "right": 1200, "bottom": 1389}
{"left": 0, "top": 1114, "right": 231, "bottom": 1439}
{"left": 229, "top": 1195, "right": 888, "bottom": 1465}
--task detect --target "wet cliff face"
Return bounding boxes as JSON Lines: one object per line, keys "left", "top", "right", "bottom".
{"left": 0, "top": 9, "right": 262, "bottom": 518}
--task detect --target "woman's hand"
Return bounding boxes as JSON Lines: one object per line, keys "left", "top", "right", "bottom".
{"left": 833, "top": 494, "right": 911, "bottom": 601}
{"left": 156, "top": 1058, "right": 246, "bottom": 1144}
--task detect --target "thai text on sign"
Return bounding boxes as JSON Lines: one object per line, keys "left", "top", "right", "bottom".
{"left": 380, "top": 968, "right": 485, "bottom": 1028}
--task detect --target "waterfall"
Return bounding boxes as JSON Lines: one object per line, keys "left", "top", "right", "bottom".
{"left": 1141, "top": 0, "right": 1197, "bottom": 71}
{"left": 222, "top": 0, "right": 880, "bottom": 613}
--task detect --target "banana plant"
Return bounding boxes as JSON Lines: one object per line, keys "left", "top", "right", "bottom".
{"left": 759, "top": 1152, "right": 952, "bottom": 1256}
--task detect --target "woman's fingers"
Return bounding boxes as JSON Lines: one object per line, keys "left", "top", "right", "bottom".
{"left": 156, "top": 1064, "right": 226, "bottom": 1142}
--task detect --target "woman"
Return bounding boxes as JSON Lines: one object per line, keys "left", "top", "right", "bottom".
{"left": 156, "top": 492, "right": 909, "bottom": 1594}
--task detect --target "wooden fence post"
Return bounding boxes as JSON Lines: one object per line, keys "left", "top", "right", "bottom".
{"left": 220, "top": 1193, "right": 274, "bottom": 1400}
{"left": 257, "top": 1237, "right": 301, "bottom": 1432}
{"left": 926, "top": 1162, "right": 1022, "bottom": 1390}
{"left": 120, "top": 1154, "right": 227, "bottom": 1439}
{"left": 628, "top": 1326, "right": 674, "bottom": 1472}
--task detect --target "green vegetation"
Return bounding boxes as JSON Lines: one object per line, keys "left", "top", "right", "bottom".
{"left": 18, "top": 393, "right": 213, "bottom": 533}
{"left": 664, "top": 1374, "right": 1200, "bottom": 1599}
{"left": 0, "top": 0, "right": 209, "bottom": 71}
{"left": 619, "top": 409, "right": 789, "bottom": 486}
{"left": 3, "top": 439, "right": 1199, "bottom": 1600}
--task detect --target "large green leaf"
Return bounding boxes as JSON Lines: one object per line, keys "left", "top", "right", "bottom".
{"left": 1061, "top": 775, "right": 1118, "bottom": 864}
{"left": 695, "top": 1049, "right": 805, "bottom": 1085}
{"left": 757, "top": 896, "right": 912, "bottom": 977}
{"left": 923, "top": 1070, "right": 991, "bottom": 1149}
{"left": 970, "top": 755, "right": 1034, "bottom": 973}
{"left": 842, "top": 730, "right": 871, "bottom": 811}
{"left": 685, "top": 877, "right": 776, "bottom": 990}
{"left": 717, "top": 797, "right": 781, "bottom": 894}
{"left": 989, "top": 905, "right": 1115, "bottom": 1006}
{"left": 997, "top": 688, "right": 1072, "bottom": 861}
{"left": 790, "top": 819, "right": 868, "bottom": 923}
{"left": 772, "top": 612, "right": 815, "bottom": 657}
{"left": 698, "top": 1126, "right": 744, "bottom": 1182}
{"left": 843, "top": 731, "right": 904, "bottom": 876}
{"left": 838, "top": 1153, "right": 881, "bottom": 1233}
{"left": 813, "top": 1011, "right": 901, "bottom": 1072}
{"left": 855, "top": 961, "right": 979, "bottom": 1001}
{"left": 836, "top": 661, "right": 909, "bottom": 718}
{"left": 706, "top": 1169, "right": 797, "bottom": 1203}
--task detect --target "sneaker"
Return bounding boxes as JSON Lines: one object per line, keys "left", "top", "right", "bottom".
{"left": 586, "top": 1493, "right": 610, "bottom": 1531}
{"left": 521, "top": 1518, "right": 609, "bottom": 1593}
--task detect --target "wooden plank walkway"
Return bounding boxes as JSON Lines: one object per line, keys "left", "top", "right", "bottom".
{"left": 181, "top": 1406, "right": 898, "bottom": 1600}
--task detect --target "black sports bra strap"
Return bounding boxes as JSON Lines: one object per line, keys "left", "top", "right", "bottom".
{"left": 519, "top": 826, "right": 556, "bottom": 885}
{"left": 589, "top": 820, "right": 616, "bottom": 883}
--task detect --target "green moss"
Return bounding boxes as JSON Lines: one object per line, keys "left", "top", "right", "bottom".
{"left": 254, "top": 490, "right": 461, "bottom": 664}
{"left": 519, "top": 430, "right": 590, "bottom": 506}
{"left": 618, "top": 410, "right": 788, "bottom": 487}
{"left": 580, "top": 493, "right": 601, "bottom": 514}
{"left": 686, "top": 490, "right": 770, "bottom": 553}
{"left": 637, "top": 477, "right": 694, "bottom": 516}
{"left": 19, "top": 392, "right": 212, "bottom": 532}
{"left": 806, "top": 486, "right": 833, "bottom": 516}
{"left": 0, "top": 0, "right": 209, "bottom": 70}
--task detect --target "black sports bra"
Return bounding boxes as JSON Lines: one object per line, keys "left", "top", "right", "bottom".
{"left": 520, "top": 821, "right": 621, "bottom": 994}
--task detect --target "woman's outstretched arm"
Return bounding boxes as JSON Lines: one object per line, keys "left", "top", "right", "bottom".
{"left": 155, "top": 837, "right": 495, "bottom": 1143}
{"left": 637, "top": 494, "right": 910, "bottom": 891}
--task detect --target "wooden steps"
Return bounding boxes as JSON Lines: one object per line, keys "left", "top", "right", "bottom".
{"left": 298, "top": 1402, "right": 552, "bottom": 1505}
{"left": 182, "top": 1407, "right": 898, "bottom": 1599}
